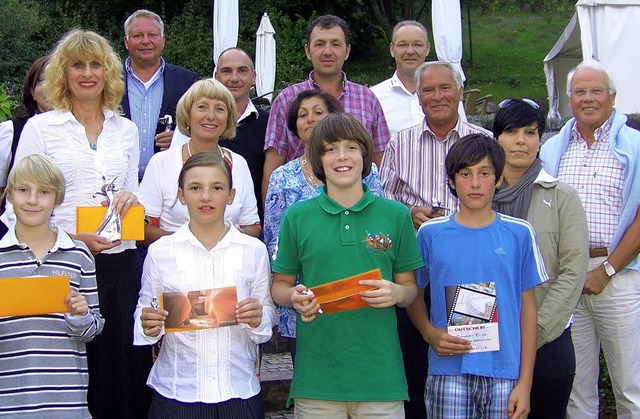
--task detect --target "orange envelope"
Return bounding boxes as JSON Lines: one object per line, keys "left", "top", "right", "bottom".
{"left": 160, "top": 286, "right": 238, "bottom": 333}
{"left": 0, "top": 276, "right": 69, "bottom": 316}
{"left": 76, "top": 205, "right": 145, "bottom": 240}
{"left": 310, "top": 268, "right": 382, "bottom": 314}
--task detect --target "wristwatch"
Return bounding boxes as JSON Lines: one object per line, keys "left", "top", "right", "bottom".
{"left": 602, "top": 260, "right": 616, "bottom": 277}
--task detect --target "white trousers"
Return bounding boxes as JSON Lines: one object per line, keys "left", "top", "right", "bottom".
{"left": 567, "top": 257, "right": 640, "bottom": 419}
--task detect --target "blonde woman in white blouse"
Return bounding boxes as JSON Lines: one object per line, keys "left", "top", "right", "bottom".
{"left": 2, "top": 29, "right": 151, "bottom": 417}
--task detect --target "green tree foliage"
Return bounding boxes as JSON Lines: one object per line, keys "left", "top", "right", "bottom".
{"left": 164, "top": 1, "right": 214, "bottom": 77}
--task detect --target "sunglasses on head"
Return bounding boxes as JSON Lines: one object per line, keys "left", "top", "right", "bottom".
{"left": 498, "top": 98, "right": 540, "bottom": 110}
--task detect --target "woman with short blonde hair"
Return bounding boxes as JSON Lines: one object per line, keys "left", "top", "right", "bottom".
{"left": 140, "top": 78, "right": 260, "bottom": 243}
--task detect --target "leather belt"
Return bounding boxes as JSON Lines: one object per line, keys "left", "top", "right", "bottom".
{"left": 589, "top": 247, "right": 609, "bottom": 258}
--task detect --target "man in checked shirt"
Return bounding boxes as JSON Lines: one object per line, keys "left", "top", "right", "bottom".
{"left": 541, "top": 59, "right": 640, "bottom": 419}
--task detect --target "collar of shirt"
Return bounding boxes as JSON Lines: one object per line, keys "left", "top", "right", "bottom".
{"left": 46, "top": 109, "right": 117, "bottom": 127}
{"left": 170, "top": 221, "right": 234, "bottom": 252}
{"left": 0, "top": 223, "right": 76, "bottom": 252}
{"left": 125, "top": 56, "right": 166, "bottom": 88}
{"left": 389, "top": 71, "right": 415, "bottom": 96}
{"left": 316, "top": 184, "right": 374, "bottom": 214}
{"left": 238, "top": 99, "right": 259, "bottom": 124}
{"left": 421, "top": 116, "right": 462, "bottom": 143}
{"left": 308, "top": 70, "right": 347, "bottom": 95}
{"left": 570, "top": 110, "right": 615, "bottom": 145}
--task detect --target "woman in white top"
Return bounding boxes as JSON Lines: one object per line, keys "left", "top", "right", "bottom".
{"left": 135, "top": 152, "right": 275, "bottom": 418}
{"left": 140, "top": 79, "right": 260, "bottom": 244}
{"left": 2, "top": 29, "right": 151, "bottom": 417}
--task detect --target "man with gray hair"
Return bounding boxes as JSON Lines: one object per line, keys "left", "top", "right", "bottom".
{"left": 371, "top": 20, "right": 431, "bottom": 138}
{"left": 121, "top": 9, "right": 199, "bottom": 180}
{"left": 540, "top": 59, "right": 640, "bottom": 418}
{"left": 380, "top": 60, "right": 490, "bottom": 419}
{"left": 381, "top": 61, "right": 491, "bottom": 227}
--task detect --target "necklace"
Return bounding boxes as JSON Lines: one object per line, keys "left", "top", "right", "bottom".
{"left": 300, "top": 156, "right": 320, "bottom": 186}
{"left": 187, "top": 141, "right": 224, "bottom": 158}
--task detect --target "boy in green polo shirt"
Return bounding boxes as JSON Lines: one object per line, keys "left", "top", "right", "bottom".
{"left": 271, "top": 112, "right": 424, "bottom": 418}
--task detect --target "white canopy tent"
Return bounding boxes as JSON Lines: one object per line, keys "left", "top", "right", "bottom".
{"left": 544, "top": 0, "right": 640, "bottom": 121}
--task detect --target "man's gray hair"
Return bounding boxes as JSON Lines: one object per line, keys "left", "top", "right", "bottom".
{"left": 566, "top": 59, "right": 616, "bottom": 97}
{"left": 124, "top": 9, "right": 164, "bottom": 37}
{"left": 415, "top": 61, "right": 463, "bottom": 90}
{"left": 391, "top": 20, "right": 428, "bottom": 40}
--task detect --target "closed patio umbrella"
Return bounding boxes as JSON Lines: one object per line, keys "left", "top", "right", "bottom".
{"left": 255, "top": 12, "right": 276, "bottom": 103}
{"left": 212, "top": 0, "right": 239, "bottom": 68}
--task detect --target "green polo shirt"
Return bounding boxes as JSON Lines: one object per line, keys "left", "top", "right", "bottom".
{"left": 272, "top": 185, "right": 424, "bottom": 402}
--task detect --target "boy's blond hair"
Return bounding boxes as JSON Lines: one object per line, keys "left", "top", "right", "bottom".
{"left": 6, "top": 154, "right": 66, "bottom": 206}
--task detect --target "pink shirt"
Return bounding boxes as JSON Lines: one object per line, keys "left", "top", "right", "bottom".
{"left": 264, "top": 72, "right": 390, "bottom": 161}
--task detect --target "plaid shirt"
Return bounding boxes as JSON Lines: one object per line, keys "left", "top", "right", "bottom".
{"left": 557, "top": 116, "right": 624, "bottom": 247}
{"left": 380, "top": 117, "right": 492, "bottom": 212}
{"left": 264, "top": 71, "right": 390, "bottom": 161}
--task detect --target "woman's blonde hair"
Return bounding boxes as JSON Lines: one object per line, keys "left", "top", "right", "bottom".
{"left": 46, "top": 29, "right": 124, "bottom": 112}
{"left": 6, "top": 154, "right": 66, "bottom": 206}
{"left": 176, "top": 79, "right": 237, "bottom": 140}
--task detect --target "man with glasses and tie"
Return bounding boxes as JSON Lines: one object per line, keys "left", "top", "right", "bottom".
{"left": 541, "top": 59, "right": 640, "bottom": 419}
{"left": 371, "top": 21, "right": 431, "bottom": 138}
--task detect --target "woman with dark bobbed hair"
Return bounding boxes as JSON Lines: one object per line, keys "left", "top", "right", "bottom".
{"left": 0, "top": 55, "right": 51, "bottom": 236}
{"left": 492, "top": 98, "right": 589, "bottom": 418}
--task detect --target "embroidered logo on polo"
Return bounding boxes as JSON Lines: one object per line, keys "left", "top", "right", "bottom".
{"left": 363, "top": 231, "right": 392, "bottom": 253}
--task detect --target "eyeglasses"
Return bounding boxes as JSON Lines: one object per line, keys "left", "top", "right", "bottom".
{"left": 498, "top": 98, "right": 540, "bottom": 110}
{"left": 394, "top": 42, "right": 428, "bottom": 50}
{"left": 570, "top": 88, "right": 609, "bottom": 98}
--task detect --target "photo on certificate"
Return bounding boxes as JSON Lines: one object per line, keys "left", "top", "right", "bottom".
{"left": 445, "top": 281, "right": 500, "bottom": 353}
{"left": 160, "top": 286, "right": 238, "bottom": 333}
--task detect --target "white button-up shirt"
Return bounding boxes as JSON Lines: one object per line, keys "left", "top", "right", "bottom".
{"left": 133, "top": 222, "right": 275, "bottom": 403}
{"left": 371, "top": 71, "right": 424, "bottom": 138}
{"left": 2, "top": 109, "right": 140, "bottom": 253}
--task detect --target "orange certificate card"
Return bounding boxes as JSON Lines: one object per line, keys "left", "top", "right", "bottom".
{"left": 160, "top": 286, "right": 238, "bottom": 333}
{"left": 76, "top": 205, "right": 145, "bottom": 240}
{"left": 0, "top": 276, "right": 69, "bottom": 316}
{"left": 310, "top": 268, "right": 382, "bottom": 314}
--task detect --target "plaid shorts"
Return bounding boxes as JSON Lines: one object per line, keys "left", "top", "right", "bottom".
{"left": 426, "top": 374, "right": 517, "bottom": 418}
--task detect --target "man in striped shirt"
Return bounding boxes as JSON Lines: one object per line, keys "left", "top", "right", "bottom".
{"left": 380, "top": 61, "right": 491, "bottom": 230}
{"left": 540, "top": 60, "right": 640, "bottom": 418}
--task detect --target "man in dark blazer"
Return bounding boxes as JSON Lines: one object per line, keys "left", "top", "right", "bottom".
{"left": 121, "top": 9, "right": 199, "bottom": 179}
